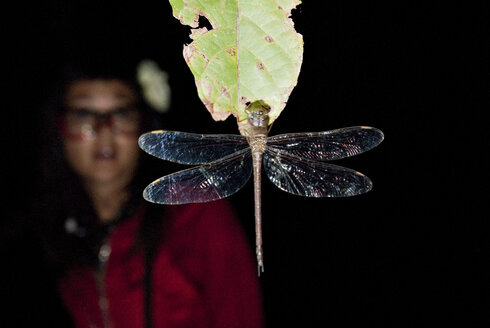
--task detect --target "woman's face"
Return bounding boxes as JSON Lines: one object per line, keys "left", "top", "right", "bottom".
{"left": 62, "top": 79, "right": 141, "bottom": 190}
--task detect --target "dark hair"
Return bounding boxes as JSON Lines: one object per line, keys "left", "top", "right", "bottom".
{"left": 34, "top": 58, "right": 167, "bottom": 275}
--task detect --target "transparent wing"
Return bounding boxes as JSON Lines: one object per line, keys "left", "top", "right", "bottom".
{"left": 264, "top": 149, "right": 373, "bottom": 197}
{"left": 138, "top": 130, "right": 249, "bottom": 165}
{"left": 266, "top": 126, "right": 384, "bottom": 161}
{"left": 143, "top": 149, "right": 252, "bottom": 204}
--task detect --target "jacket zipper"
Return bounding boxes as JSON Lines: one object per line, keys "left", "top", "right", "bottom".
{"left": 95, "top": 239, "right": 113, "bottom": 328}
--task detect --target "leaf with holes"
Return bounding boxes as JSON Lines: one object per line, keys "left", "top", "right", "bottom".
{"left": 169, "top": 0, "right": 303, "bottom": 136}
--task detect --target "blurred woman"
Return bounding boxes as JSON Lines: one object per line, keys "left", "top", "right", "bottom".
{"left": 34, "top": 58, "right": 263, "bottom": 328}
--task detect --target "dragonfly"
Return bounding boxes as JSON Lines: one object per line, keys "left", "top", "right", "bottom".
{"left": 138, "top": 102, "right": 384, "bottom": 274}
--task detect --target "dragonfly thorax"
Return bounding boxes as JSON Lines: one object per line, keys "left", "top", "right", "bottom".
{"left": 249, "top": 134, "right": 267, "bottom": 153}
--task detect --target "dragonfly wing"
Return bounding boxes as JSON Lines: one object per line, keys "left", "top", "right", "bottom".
{"left": 143, "top": 149, "right": 252, "bottom": 204}
{"left": 266, "top": 126, "right": 384, "bottom": 161}
{"left": 138, "top": 130, "right": 249, "bottom": 165}
{"left": 264, "top": 149, "right": 372, "bottom": 197}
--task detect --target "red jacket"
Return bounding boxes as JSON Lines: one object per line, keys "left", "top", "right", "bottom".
{"left": 58, "top": 200, "right": 263, "bottom": 328}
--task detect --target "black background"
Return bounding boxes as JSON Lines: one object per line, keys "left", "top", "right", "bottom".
{"left": 4, "top": 1, "right": 488, "bottom": 327}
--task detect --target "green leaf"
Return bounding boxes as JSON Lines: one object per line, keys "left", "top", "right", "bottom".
{"left": 169, "top": 0, "right": 303, "bottom": 136}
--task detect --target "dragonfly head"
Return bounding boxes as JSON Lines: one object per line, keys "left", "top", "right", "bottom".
{"left": 246, "top": 100, "right": 270, "bottom": 129}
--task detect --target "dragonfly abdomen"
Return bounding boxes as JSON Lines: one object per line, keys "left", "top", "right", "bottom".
{"left": 249, "top": 135, "right": 267, "bottom": 274}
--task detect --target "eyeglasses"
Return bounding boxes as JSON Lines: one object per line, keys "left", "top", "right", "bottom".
{"left": 60, "top": 107, "right": 141, "bottom": 140}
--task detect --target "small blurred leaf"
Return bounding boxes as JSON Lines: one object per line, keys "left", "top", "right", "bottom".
{"left": 169, "top": 0, "right": 303, "bottom": 136}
